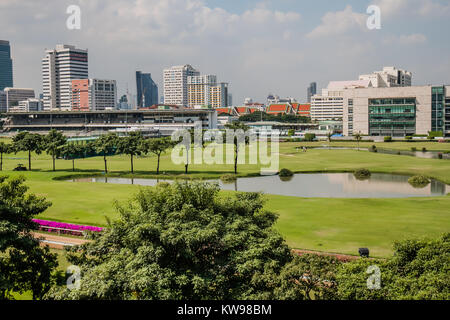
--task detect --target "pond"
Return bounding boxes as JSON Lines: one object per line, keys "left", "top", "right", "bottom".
{"left": 70, "top": 173, "right": 449, "bottom": 199}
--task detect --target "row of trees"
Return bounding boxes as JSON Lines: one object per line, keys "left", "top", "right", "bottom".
{"left": 0, "top": 130, "right": 176, "bottom": 174}
{"left": 1, "top": 178, "right": 448, "bottom": 300}
{"left": 2, "top": 123, "right": 253, "bottom": 175}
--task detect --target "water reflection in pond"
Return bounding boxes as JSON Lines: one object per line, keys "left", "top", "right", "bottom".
{"left": 71, "top": 173, "right": 449, "bottom": 198}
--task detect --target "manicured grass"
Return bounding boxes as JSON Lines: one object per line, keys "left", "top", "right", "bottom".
{"left": 1, "top": 142, "right": 449, "bottom": 257}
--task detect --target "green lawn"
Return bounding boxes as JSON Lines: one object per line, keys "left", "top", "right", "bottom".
{"left": 1, "top": 141, "right": 449, "bottom": 257}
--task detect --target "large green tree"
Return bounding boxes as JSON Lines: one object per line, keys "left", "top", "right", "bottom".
{"left": 44, "top": 129, "right": 67, "bottom": 171}
{"left": 12, "top": 132, "right": 45, "bottom": 171}
{"left": 46, "top": 182, "right": 293, "bottom": 300}
{"left": 336, "top": 233, "right": 450, "bottom": 300}
{"left": 141, "top": 137, "right": 174, "bottom": 175}
{"left": 94, "top": 133, "right": 118, "bottom": 174}
{"left": 0, "top": 176, "right": 58, "bottom": 300}
{"left": 0, "top": 142, "right": 11, "bottom": 171}
{"left": 116, "top": 132, "right": 143, "bottom": 174}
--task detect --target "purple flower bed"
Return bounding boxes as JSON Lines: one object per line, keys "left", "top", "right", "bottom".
{"left": 32, "top": 219, "right": 103, "bottom": 234}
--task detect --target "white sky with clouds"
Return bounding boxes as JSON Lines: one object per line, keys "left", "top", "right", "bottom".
{"left": 1, "top": 0, "right": 449, "bottom": 104}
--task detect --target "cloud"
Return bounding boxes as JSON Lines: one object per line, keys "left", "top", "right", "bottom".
{"left": 383, "top": 33, "right": 427, "bottom": 45}
{"left": 373, "top": 0, "right": 450, "bottom": 18}
{"left": 307, "top": 5, "right": 366, "bottom": 39}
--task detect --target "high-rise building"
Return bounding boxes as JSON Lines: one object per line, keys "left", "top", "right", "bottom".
{"left": 0, "top": 91, "right": 7, "bottom": 113}
{"left": 307, "top": 82, "right": 317, "bottom": 103}
{"left": 209, "top": 83, "right": 229, "bottom": 109}
{"left": 0, "top": 40, "right": 13, "bottom": 91}
{"left": 71, "top": 79, "right": 117, "bottom": 111}
{"left": 42, "top": 44, "right": 88, "bottom": 110}
{"left": 359, "top": 67, "right": 412, "bottom": 88}
{"left": 163, "top": 65, "right": 199, "bottom": 106}
{"left": 9, "top": 98, "right": 42, "bottom": 112}
{"left": 4, "top": 88, "right": 35, "bottom": 112}
{"left": 187, "top": 75, "right": 217, "bottom": 107}
{"left": 136, "top": 71, "right": 158, "bottom": 108}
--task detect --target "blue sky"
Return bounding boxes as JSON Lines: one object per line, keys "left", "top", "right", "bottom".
{"left": 1, "top": 0, "right": 449, "bottom": 104}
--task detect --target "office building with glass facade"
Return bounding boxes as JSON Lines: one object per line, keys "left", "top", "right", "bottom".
{"left": 0, "top": 40, "right": 13, "bottom": 91}
{"left": 343, "top": 85, "right": 450, "bottom": 137}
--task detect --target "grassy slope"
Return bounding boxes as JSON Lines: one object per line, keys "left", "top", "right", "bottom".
{"left": 0, "top": 141, "right": 449, "bottom": 257}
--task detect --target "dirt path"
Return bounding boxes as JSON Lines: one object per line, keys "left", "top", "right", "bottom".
{"left": 32, "top": 232, "right": 90, "bottom": 250}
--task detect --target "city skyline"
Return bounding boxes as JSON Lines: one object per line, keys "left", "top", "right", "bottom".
{"left": 1, "top": 0, "right": 450, "bottom": 105}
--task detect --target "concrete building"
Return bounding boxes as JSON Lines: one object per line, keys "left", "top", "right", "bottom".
{"left": 163, "top": 65, "right": 199, "bottom": 106}
{"left": 9, "top": 98, "right": 42, "bottom": 112}
{"left": 359, "top": 67, "right": 412, "bottom": 88}
{"left": 0, "top": 40, "right": 13, "bottom": 91}
{"left": 2, "top": 108, "right": 218, "bottom": 136}
{"left": 210, "top": 83, "right": 229, "bottom": 109}
{"left": 71, "top": 79, "right": 117, "bottom": 111}
{"left": 136, "top": 71, "right": 158, "bottom": 108}
{"left": 4, "top": 88, "right": 35, "bottom": 112}
{"left": 42, "top": 44, "right": 88, "bottom": 110}
{"left": 342, "top": 85, "right": 450, "bottom": 137}
{"left": 311, "top": 80, "right": 371, "bottom": 121}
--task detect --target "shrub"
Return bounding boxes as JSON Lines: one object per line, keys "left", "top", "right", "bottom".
{"left": 405, "top": 136, "right": 412, "bottom": 140}
{"left": 279, "top": 168, "right": 294, "bottom": 177}
{"left": 438, "top": 153, "right": 443, "bottom": 159}
{"left": 220, "top": 174, "right": 237, "bottom": 184}
{"left": 411, "top": 147, "right": 417, "bottom": 152}
{"left": 422, "top": 147, "right": 427, "bottom": 152}
{"left": 369, "top": 145, "right": 377, "bottom": 153}
{"left": 427, "top": 131, "right": 443, "bottom": 140}
{"left": 354, "top": 169, "right": 371, "bottom": 180}
{"left": 384, "top": 136, "right": 392, "bottom": 142}
{"left": 408, "top": 175, "right": 431, "bottom": 188}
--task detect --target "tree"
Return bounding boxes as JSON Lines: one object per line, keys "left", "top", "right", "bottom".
{"left": 353, "top": 132, "right": 362, "bottom": 150}
{"left": 0, "top": 176, "right": 58, "bottom": 300}
{"left": 225, "top": 122, "right": 250, "bottom": 174}
{"left": 0, "top": 142, "right": 11, "bottom": 171}
{"left": 116, "top": 132, "right": 144, "bottom": 174}
{"left": 60, "top": 143, "right": 84, "bottom": 172}
{"left": 275, "top": 254, "right": 341, "bottom": 300}
{"left": 336, "top": 233, "right": 450, "bottom": 300}
{"left": 44, "top": 129, "right": 67, "bottom": 171}
{"left": 326, "top": 132, "right": 333, "bottom": 144}
{"left": 141, "top": 137, "right": 174, "bottom": 175}
{"left": 12, "top": 132, "right": 45, "bottom": 171}
{"left": 94, "top": 133, "right": 118, "bottom": 174}
{"left": 45, "top": 182, "right": 293, "bottom": 300}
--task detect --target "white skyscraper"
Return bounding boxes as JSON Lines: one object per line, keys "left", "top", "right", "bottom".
{"left": 42, "top": 44, "right": 88, "bottom": 110}
{"left": 163, "top": 65, "right": 199, "bottom": 106}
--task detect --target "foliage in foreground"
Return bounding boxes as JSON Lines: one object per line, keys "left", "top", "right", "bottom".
{"left": 337, "top": 233, "right": 450, "bottom": 300}
{"left": 0, "top": 176, "right": 58, "bottom": 300}
{"left": 46, "top": 182, "right": 294, "bottom": 300}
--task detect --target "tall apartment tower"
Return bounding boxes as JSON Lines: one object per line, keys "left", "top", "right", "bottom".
{"left": 42, "top": 44, "right": 88, "bottom": 110}
{"left": 0, "top": 40, "right": 13, "bottom": 91}
{"left": 187, "top": 75, "right": 217, "bottom": 107}
{"left": 163, "top": 65, "right": 199, "bottom": 106}
{"left": 136, "top": 71, "right": 158, "bottom": 108}
{"left": 307, "top": 82, "right": 317, "bottom": 103}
